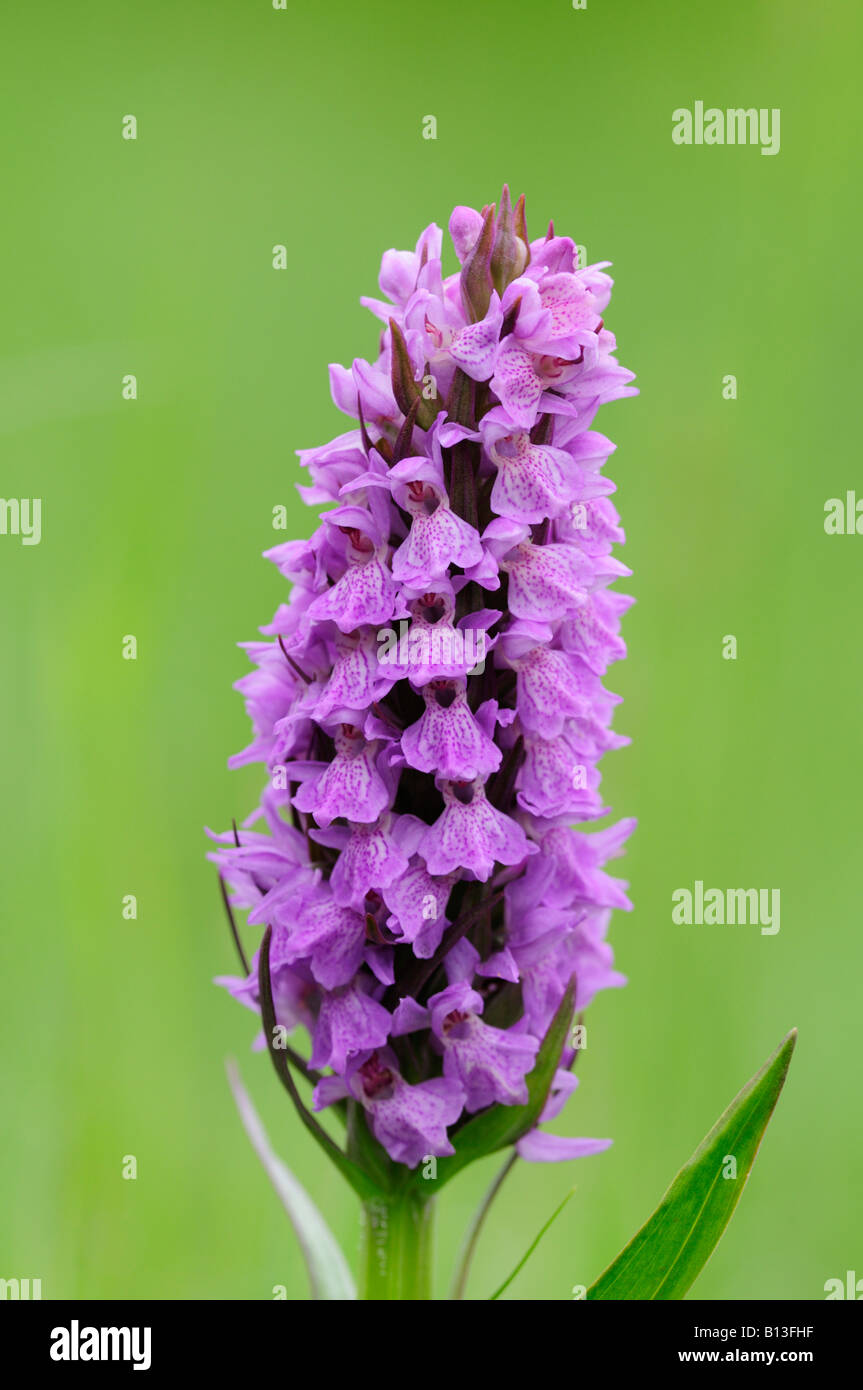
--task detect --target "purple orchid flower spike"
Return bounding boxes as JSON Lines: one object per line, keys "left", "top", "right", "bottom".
{"left": 212, "top": 188, "right": 636, "bottom": 1300}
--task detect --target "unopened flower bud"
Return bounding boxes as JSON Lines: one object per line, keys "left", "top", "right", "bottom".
{"left": 490, "top": 184, "right": 529, "bottom": 295}
{"left": 459, "top": 205, "right": 495, "bottom": 322}
{"left": 389, "top": 319, "right": 437, "bottom": 429}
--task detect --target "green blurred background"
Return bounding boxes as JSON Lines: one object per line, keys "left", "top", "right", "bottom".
{"left": 2, "top": 0, "right": 860, "bottom": 1300}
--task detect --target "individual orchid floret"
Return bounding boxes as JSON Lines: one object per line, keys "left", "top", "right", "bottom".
{"left": 418, "top": 777, "right": 537, "bottom": 881}
{"left": 400, "top": 681, "right": 502, "bottom": 782}
{"left": 486, "top": 430, "right": 588, "bottom": 524}
{"left": 291, "top": 726, "right": 392, "bottom": 827}
{"left": 314, "top": 1049, "right": 466, "bottom": 1169}
{"left": 384, "top": 454, "right": 483, "bottom": 583}
{"left": 427, "top": 981, "right": 540, "bottom": 1111}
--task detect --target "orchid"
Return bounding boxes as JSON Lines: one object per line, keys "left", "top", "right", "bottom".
{"left": 211, "top": 190, "right": 794, "bottom": 1301}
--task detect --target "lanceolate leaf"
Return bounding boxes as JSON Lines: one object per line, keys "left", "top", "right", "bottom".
{"left": 226, "top": 1060, "right": 357, "bottom": 1301}
{"left": 422, "top": 977, "right": 577, "bottom": 1191}
{"left": 587, "top": 1029, "right": 797, "bottom": 1301}
{"left": 258, "top": 926, "right": 380, "bottom": 1200}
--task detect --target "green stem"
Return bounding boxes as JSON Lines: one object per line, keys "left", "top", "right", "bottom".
{"left": 450, "top": 1150, "right": 518, "bottom": 1299}
{"left": 360, "top": 1192, "right": 436, "bottom": 1300}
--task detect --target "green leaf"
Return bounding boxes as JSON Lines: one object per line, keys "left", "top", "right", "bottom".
{"left": 346, "top": 1097, "right": 400, "bottom": 1195}
{"left": 423, "top": 976, "right": 577, "bottom": 1191}
{"left": 587, "top": 1029, "right": 797, "bottom": 1300}
{"left": 489, "top": 1186, "right": 576, "bottom": 1300}
{"left": 226, "top": 1060, "right": 357, "bottom": 1300}
{"left": 258, "top": 925, "right": 380, "bottom": 1200}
